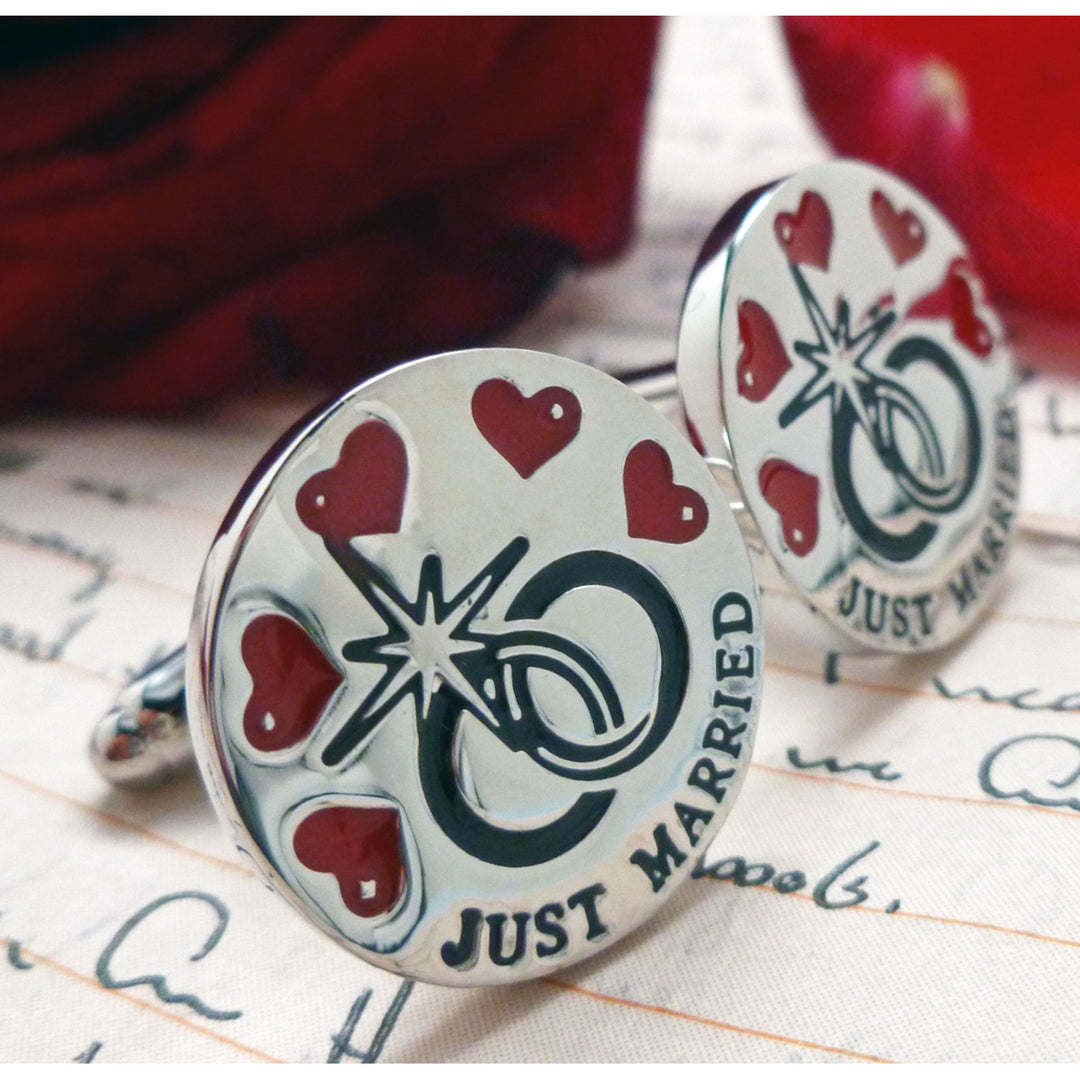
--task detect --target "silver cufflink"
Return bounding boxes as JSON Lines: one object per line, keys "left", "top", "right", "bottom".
{"left": 89, "top": 159, "right": 1018, "bottom": 988}
{"left": 676, "top": 159, "right": 1018, "bottom": 652}
{"left": 99, "top": 348, "right": 762, "bottom": 986}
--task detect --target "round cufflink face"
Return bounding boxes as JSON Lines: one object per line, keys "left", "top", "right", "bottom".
{"left": 678, "top": 160, "right": 1018, "bottom": 652}
{"left": 188, "top": 348, "right": 761, "bottom": 986}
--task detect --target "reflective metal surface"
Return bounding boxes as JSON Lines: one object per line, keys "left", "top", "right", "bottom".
{"left": 188, "top": 348, "right": 761, "bottom": 985}
{"left": 90, "top": 647, "right": 191, "bottom": 787}
{"left": 678, "top": 160, "right": 1019, "bottom": 651}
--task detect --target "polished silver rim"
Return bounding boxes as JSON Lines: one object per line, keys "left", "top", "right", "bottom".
{"left": 678, "top": 160, "right": 1018, "bottom": 652}
{"left": 188, "top": 348, "right": 762, "bottom": 985}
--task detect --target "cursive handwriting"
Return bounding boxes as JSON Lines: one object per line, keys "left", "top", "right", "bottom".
{"left": 6, "top": 940, "right": 33, "bottom": 970}
{"left": 74, "top": 1042, "right": 103, "bottom": 1063}
{"left": 0, "top": 445, "right": 37, "bottom": 472}
{"left": 1046, "top": 394, "right": 1080, "bottom": 437}
{"left": 787, "top": 746, "right": 901, "bottom": 782}
{"left": 825, "top": 652, "right": 840, "bottom": 685}
{"left": 694, "top": 840, "right": 898, "bottom": 912}
{"left": 0, "top": 611, "right": 93, "bottom": 665}
{"left": 327, "top": 980, "right": 414, "bottom": 1064}
{"left": 933, "top": 676, "right": 1080, "bottom": 713}
{"left": 786, "top": 747, "right": 902, "bottom": 781}
{"left": 96, "top": 892, "right": 241, "bottom": 1022}
{"left": 69, "top": 477, "right": 151, "bottom": 506}
{"left": 979, "top": 734, "right": 1080, "bottom": 812}
{"left": 0, "top": 519, "right": 113, "bottom": 602}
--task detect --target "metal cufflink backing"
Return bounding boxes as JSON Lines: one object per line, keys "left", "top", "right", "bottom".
{"left": 95, "top": 348, "right": 762, "bottom": 987}
{"left": 675, "top": 159, "right": 1019, "bottom": 653}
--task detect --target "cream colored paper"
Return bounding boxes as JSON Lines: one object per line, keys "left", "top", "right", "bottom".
{"left": 2, "top": 17, "right": 1077, "bottom": 1063}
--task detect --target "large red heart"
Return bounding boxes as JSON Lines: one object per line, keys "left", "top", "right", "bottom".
{"left": 736, "top": 299, "right": 791, "bottom": 402}
{"left": 774, "top": 190, "right": 833, "bottom": 270}
{"left": 624, "top": 440, "right": 708, "bottom": 544}
{"left": 471, "top": 378, "right": 581, "bottom": 478}
{"left": 870, "top": 189, "right": 926, "bottom": 266}
{"left": 759, "top": 458, "right": 819, "bottom": 557}
{"left": 295, "top": 420, "right": 408, "bottom": 544}
{"left": 293, "top": 805, "right": 405, "bottom": 919}
{"left": 241, "top": 614, "right": 343, "bottom": 753}
{"left": 909, "top": 258, "right": 993, "bottom": 358}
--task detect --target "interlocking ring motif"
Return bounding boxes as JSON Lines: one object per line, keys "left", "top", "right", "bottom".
{"left": 778, "top": 260, "right": 982, "bottom": 564}
{"left": 678, "top": 160, "right": 1019, "bottom": 651}
{"left": 189, "top": 350, "right": 761, "bottom": 985}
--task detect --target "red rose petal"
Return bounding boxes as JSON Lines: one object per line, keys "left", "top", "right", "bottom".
{"left": 0, "top": 18, "right": 662, "bottom": 415}
{"left": 783, "top": 17, "right": 1080, "bottom": 346}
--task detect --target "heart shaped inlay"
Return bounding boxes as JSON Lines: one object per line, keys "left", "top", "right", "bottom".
{"left": 909, "top": 259, "right": 993, "bottom": 358}
{"left": 471, "top": 378, "right": 581, "bottom": 478}
{"left": 241, "top": 614, "right": 343, "bottom": 752}
{"left": 774, "top": 190, "right": 832, "bottom": 271}
{"left": 871, "top": 190, "right": 926, "bottom": 266}
{"left": 759, "top": 458, "right": 819, "bottom": 557}
{"left": 293, "top": 805, "right": 406, "bottom": 919}
{"left": 296, "top": 420, "right": 408, "bottom": 544}
{"left": 685, "top": 418, "right": 706, "bottom": 456}
{"left": 736, "top": 299, "right": 791, "bottom": 402}
{"left": 624, "top": 440, "right": 708, "bottom": 544}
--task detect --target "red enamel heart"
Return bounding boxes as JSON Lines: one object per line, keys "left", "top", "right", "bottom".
{"left": 295, "top": 420, "right": 408, "bottom": 544}
{"left": 241, "top": 614, "right": 343, "bottom": 752}
{"left": 909, "top": 258, "right": 993, "bottom": 358}
{"left": 736, "top": 299, "right": 791, "bottom": 401}
{"left": 759, "top": 458, "right": 819, "bottom": 557}
{"left": 624, "top": 440, "right": 708, "bottom": 544}
{"left": 871, "top": 190, "right": 926, "bottom": 266}
{"left": 471, "top": 378, "right": 581, "bottom": 478}
{"left": 293, "top": 805, "right": 405, "bottom": 919}
{"left": 685, "top": 418, "right": 706, "bottom": 456}
{"left": 774, "top": 190, "right": 832, "bottom": 270}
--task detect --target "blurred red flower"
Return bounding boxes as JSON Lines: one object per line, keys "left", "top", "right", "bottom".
{"left": 0, "top": 17, "right": 658, "bottom": 414}
{"left": 784, "top": 16, "right": 1080, "bottom": 365}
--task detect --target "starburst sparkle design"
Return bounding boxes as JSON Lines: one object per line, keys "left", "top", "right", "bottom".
{"left": 777, "top": 263, "right": 898, "bottom": 436}
{"left": 319, "top": 537, "right": 528, "bottom": 767}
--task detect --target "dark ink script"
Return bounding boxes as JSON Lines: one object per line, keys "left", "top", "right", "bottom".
{"left": 328, "top": 980, "right": 415, "bottom": 1063}
{"left": 695, "top": 840, "right": 900, "bottom": 912}
{"left": 0, "top": 519, "right": 113, "bottom": 602}
{"left": 934, "top": 676, "right": 1080, "bottom": 713}
{"left": 979, "top": 733, "right": 1080, "bottom": 812}
{"left": 6, "top": 940, "right": 33, "bottom": 970}
{"left": 96, "top": 891, "right": 241, "bottom": 1021}
{"left": 787, "top": 746, "right": 901, "bottom": 782}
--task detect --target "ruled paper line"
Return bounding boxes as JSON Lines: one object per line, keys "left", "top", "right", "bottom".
{"left": 708, "top": 876, "right": 1080, "bottom": 957}
{"left": 543, "top": 976, "right": 894, "bottom": 1062}
{"left": 8, "top": 756, "right": 1080, "bottom": 997}
{"left": 0, "top": 533, "right": 195, "bottom": 603}
{"left": 1, "top": 936, "right": 281, "bottom": 1063}
{"left": 0, "top": 768, "right": 245, "bottom": 877}
{"left": 750, "top": 760, "right": 1080, "bottom": 821}
{"left": 1, "top": 469, "right": 223, "bottom": 523}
